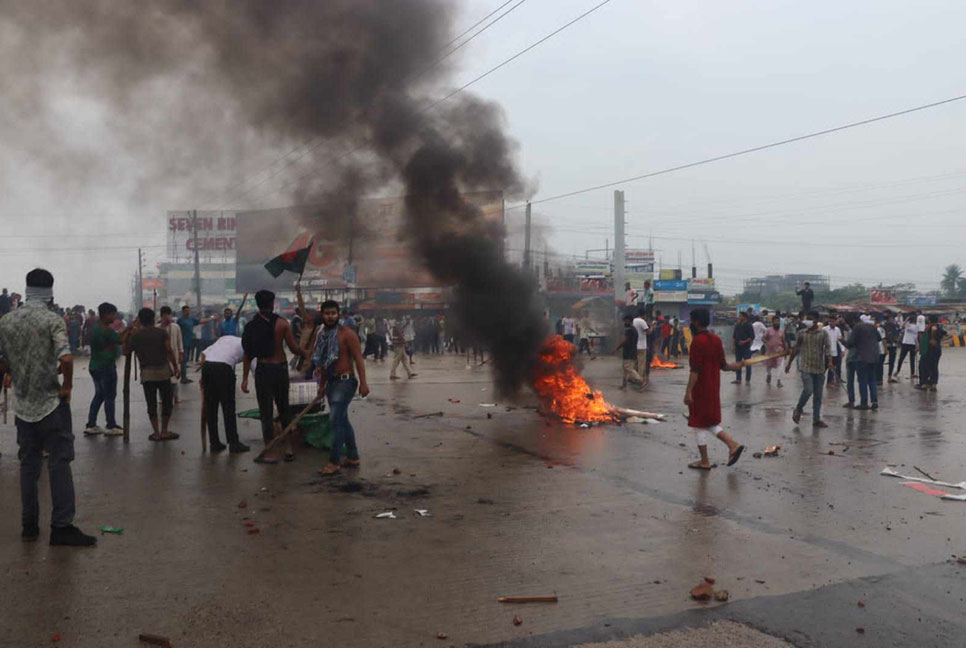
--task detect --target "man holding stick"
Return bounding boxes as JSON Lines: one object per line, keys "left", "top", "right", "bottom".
{"left": 125, "top": 308, "right": 181, "bottom": 441}
{"left": 314, "top": 300, "right": 370, "bottom": 477}
{"left": 683, "top": 308, "right": 746, "bottom": 470}
{"left": 785, "top": 310, "right": 833, "bottom": 427}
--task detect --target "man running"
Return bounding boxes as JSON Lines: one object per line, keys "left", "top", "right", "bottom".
{"left": 125, "top": 308, "right": 181, "bottom": 441}
{"left": 241, "top": 290, "right": 306, "bottom": 464}
{"left": 785, "top": 310, "right": 832, "bottom": 427}
{"left": 84, "top": 302, "right": 123, "bottom": 436}
{"left": 314, "top": 300, "right": 370, "bottom": 476}
{"left": 684, "top": 308, "right": 745, "bottom": 470}
{"left": 615, "top": 314, "right": 644, "bottom": 391}
{"left": 0, "top": 268, "right": 96, "bottom": 545}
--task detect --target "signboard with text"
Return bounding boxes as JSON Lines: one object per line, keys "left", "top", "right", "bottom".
{"left": 167, "top": 211, "right": 237, "bottom": 264}
{"left": 654, "top": 290, "right": 688, "bottom": 303}
{"left": 869, "top": 289, "right": 897, "bottom": 305}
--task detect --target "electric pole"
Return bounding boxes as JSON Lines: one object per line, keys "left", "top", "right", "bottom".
{"left": 523, "top": 201, "right": 532, "bottom": 272}
{"left": 137, "top": 248, "right": 144, "bottom": 311}
{"left": 613, "top": 190, "right": 626, "bottom": 312}
{"left": 192, "top": 209, "right": 202, "bottom": 313}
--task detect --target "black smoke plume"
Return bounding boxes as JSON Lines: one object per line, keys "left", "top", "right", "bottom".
{"left": 0, "top": 0, "right": 546, "bottom": 394}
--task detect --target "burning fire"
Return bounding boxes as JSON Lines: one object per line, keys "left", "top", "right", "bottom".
{"left": 650, "top": 355, "right": 679, "bottom": 369}
{"left": 532, "top": 335, "right": 618, "bottom": 424}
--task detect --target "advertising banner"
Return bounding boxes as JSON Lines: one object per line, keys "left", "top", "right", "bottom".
{"left": 654, "top": 279, "right": 688, "bottom": 292}
{"left": 654, "top": 290, "right": 688, "bottom": 303}
{"left": 574, "top": 259, "right": 611, "bottom": 278}
{"left": 659, "top": 269, "right": 682, "bottom": 280}
{"left": 907, "top": 294, "right": 938, "bottom": 307}
{"left": 167, "top": 211, "right": 237, "bottom": 264}
{"left": 689, "top": 277, "right": 715, "bottom": 289}
{"left": 687, "top": 291, "right": 720, "bottom": 305}
{"left": 869, "top": 289, "right": 897, "bottom": 305}
{"left": 235, "top": 192, "right": 503, "bottom": 292}
{"left": 625, "top": 249, "right": 654, "bottom": 289}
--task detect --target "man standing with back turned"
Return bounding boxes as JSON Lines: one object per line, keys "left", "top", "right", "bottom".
{"left": 314, "top": 300, "right": 370, "bottom": 476}
{"left": 785, "top": 310, "right": 833, "bottom": 427}
{"left": 0, "top": 269, "right": 96, "bottom": 546}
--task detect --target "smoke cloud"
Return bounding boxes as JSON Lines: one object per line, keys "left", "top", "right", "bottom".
{"left": 0, "top": 0, "right": 546, "bottom": 394}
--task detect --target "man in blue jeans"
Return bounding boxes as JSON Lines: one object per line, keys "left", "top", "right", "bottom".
{"left": 844, "top": 315, "right": 881, "bottom": 410}
{"left": 84, "top": 302, "right": 123, "bottom": 436}
{"left": 731, "top": 311, "right": 754, "bottom": 384}
{"left": 785, "top": 310, "right": 832, "bottom": 428}
{"left": 313, "top": 300, "right": 370, "bottom": 476}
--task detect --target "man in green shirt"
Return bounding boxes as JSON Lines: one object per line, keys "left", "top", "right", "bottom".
{"left": 85, "top": 302, "right": 122, "bottom": 436}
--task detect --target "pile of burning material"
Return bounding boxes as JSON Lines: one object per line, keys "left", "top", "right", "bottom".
{"left": 532, "top": 336, "right": 665, "bottom": 425}
{"left": 650, "top": 356, "right": 680, "bottom": 369}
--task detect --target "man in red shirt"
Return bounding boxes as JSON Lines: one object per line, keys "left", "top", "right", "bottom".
{"left": 683, "top": 308, "right": 746, "bottom": 470}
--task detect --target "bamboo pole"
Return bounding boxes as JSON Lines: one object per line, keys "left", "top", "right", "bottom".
{"left": 122, "top": 352, "right": 131, "bottom": 443}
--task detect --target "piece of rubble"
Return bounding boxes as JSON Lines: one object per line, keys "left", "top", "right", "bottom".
{"left": 690, "top": 582, "right": 713, "bottom": 601}
{"left": 713, "top": 589, "right": 729, "bottom": 602}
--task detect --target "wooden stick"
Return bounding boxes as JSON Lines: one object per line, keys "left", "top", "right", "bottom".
{"left": 138, "top": 633, "right": 172, "bottom": 647}
{"left": 613, "top": 406, "right": 665, "bottom": 420}
{"left": 914, "top": 465, "right": 937, "bottom": 481}
{"left": 122, "top": 353, "right": 131, "bottom": 443}
{"left": 742, "top": 350, "right": 790, "bottom": 367}
{"left": 412, "top": 411, "right": 444, "bottom": 419}
{"left": 254, "top": 396, "right": 323, "bottom": 462}
{"left": 497, "top": 595, "right": 559, "bottom": 604}
{"left": 2, "top": 385, "right": 7, "bottom": 425}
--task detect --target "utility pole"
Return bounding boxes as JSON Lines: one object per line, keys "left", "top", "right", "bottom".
{"left": 613, "top": 190, "right": 626, "bottom": 311}
{"left": 523, "top": 201, "right": 532, "bottom": 272}
{"left": 192, "top": 209, "right": 202, "bottom": 313}
{"left": 137, "top": 248, "right": 144, "bottom": 311}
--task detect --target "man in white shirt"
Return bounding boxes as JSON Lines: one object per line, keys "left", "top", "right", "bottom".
{"left": 561, "top": 316, "right": 577, "bottom": 344}
{"left": 632, "top": 311, "right": 650, "bottom": 384}
{"left": 624, "top": 282, "right": 637, "bottom": 307}
{"left": 200, "top": 335, "right": 249, "bottom": 453}
{"left": 751, "top": 317, "right": 767, "bottom": 354}
{"left": 825, "top": 318, "right": 843, "bottom": 385}
{"left": 896, "top": 314, "right": 920, "bottom": 380}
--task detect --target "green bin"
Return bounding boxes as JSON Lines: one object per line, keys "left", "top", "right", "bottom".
{"left": 237, "top": 408, "right": 333, "bottom": 450}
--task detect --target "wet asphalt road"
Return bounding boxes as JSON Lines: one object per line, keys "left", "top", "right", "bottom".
{"left": 1, "top": 349, "right": 965, "bottom": 647}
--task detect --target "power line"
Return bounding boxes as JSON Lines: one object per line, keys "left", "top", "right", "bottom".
{"left": 429, "top": 0, "right": 530, "bottom": 72}
{"left": 512, "top": 92, "right": 966, "bottom": 210}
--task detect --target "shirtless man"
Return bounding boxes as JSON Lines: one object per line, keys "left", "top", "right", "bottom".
{"left": 313, "top": 300, "right": 370, "bottom": 476}
{"left": 241, "top": 290, "right": 306, "bottom": 464}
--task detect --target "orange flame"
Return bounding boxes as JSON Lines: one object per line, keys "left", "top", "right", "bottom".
{"left": 532, "top": 335, "right": 618, "bottom": 424}
{"left": 650, "top": 355, "right": 679, "bottom": 369}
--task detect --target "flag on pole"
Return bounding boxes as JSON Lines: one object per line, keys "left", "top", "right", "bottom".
{"left": 264, "top": 244, "right": 312, "bottom": 278}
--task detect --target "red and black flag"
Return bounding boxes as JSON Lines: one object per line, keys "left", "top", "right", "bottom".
{"left": 264, "top": 243, "right": 312, "bottom": 278}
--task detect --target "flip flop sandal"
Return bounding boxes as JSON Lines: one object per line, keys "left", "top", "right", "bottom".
{"left": 727, "top": 445, "right": 745, "bottom": 467}
{"left": 318, "top": 467, "right": 341, "bottom": 476}
{"left": 160, "top": 432, "right": 180, "bottom": 441}
{"left": 688, "top": 462, "right": 717, "bottom": 470}
{"left": 148, "top": 433, "right": 163, "bottom": 442}
{"left": 341, "top": 459, "right": 361, "bottom": 468}
{"left": 254, "top": 456, "right": 279, "bottom": 465}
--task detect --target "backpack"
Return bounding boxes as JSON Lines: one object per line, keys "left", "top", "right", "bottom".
{"left": 242, "top": 312, "right": 278, "bottom": 359}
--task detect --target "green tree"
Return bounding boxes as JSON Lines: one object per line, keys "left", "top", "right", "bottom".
{"left": 941, "top": 264, "right": 964, "bottom": 298}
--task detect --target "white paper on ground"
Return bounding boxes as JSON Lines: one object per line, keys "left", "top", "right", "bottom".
{"left": 880, "top": 467, "right": 966, "bottom": 490}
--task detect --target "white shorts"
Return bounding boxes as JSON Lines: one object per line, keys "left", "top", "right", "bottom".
{"left": 690, "top": 425, "right": 723, "bottom": 445}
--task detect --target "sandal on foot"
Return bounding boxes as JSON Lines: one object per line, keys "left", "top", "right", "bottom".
{"left": 284, "top": 453, "right": 296, "bottom": 463}
{"left": 160, "top": 432, "right": 180, "bottom": 441}
{"left": 727, "top": 444, "right": 745, "bottom": 467}
{"left": 688, "top": 462, "right": 716, "bottom": 470}
{"left": 148, "top": 433, "right": 163, "bottom": 442}
{"left": 318, "top": 465, "right": 341, "bottom": 476}
{"left": 341, "top": 459, "right": 361, "bottom": 468}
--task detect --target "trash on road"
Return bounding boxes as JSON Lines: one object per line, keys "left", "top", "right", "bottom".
{"left": 138, "top": 633, "right": 172, "bottom": 647}
{"left": 99, "top": 526, "right": 124, "bottom": 535}
{"left": 479, "top": 403, "right": 496, "bottom": 407}
{"left": 436, "top": 632, "right": 447, "bottom": 640}
{"left": 237, "top": 500, "right": 247, "bottom": 509}
{"left": 624, "top": 416, "right": 650, "bottom": 424}
{"left": 414, "top": 509, "right": 430, "bottom": 517}
{"left": 713, "top": 589, "right": 729, "bottom": 602}
{"left": 413, "top": 411, "right": 444, "bottom": 419}
{"left": 763, "top": 446, "right": 780, "bottom": 457}
{"left": 902, "top": 482, "right": 950, "bottom": 497}
{"left": 512, "top": 615, "right": 523, "bottom": 626}
{"left": 690, "top": 581, "right": 713, "bottom": 601}
{"left": 497, "top": 595, "right": 558, "bottom": 604}
{"left": 752, "top": 452, "right": 763, "bottom": 459}
{"left": 374, "top": 512, "right": 397, "bottom": 519}
{"left": 448, "top": 399, "right": 460, "bottom": 403}
{"left": 881, "top": 467, "right": 966, "bottom": 490}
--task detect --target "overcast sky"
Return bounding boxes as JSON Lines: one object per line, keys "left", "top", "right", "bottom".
{"left": 1, "top": 0, "right": 964, "bottom": 306}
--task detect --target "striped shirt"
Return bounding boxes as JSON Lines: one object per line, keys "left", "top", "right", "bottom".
{"left": 795, "top": 327, "right": 830, "bottom": 374}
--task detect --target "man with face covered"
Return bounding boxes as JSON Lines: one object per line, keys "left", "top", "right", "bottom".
{"left": 314, "top": 300, "right": 370, "bottom": 476}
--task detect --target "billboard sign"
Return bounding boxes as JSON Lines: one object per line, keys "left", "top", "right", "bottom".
{"left": 689, "top": 277, "right": 715, "bottom": 289}
{"left": 654, "top": 290, "right": 688, "bottom": 303}
{"left": 625, "top": 249, "right": 654, "bottom": 289}
{"left": 654, "top": 279, "right": 688, "bottom": 292}
{"left": 167, "top": 211, "right": 237, "bottom": 264}
{"left": 908, "top": 294, "right": 938, "bottom": 307}
{"left": 869, "top": 289, "right": 897, "bottom": 305}
{"left": 574, "top": 259, "right": 611, "bottom": 278}
{"left": 659, "top": 269, "right": 682, "bottom": 280}
{"left": 235, "top": 192, "right": 503, "bottom": 292}
{"left": 688, "top": 291, "right": 720, "bottom": 305}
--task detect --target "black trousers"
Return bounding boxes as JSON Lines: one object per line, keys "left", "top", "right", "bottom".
{"left": 896, "top": 343, "right": 917, "bottom": 377}
{"left": 254, "top": 362, "right": 289, "bottom": 443}
{"left": 143, "top": 380, "right": 174, "bottom": 419}
{"left": 886, "top": 345, "right": 897, "bottom": 377}
{"left": 202, "top": 362, "right": 239, "bottom": 445}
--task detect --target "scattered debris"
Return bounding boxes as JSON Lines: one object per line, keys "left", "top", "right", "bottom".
{"left": 98, "top": 526, "right": 124, "bottom": 535}
{"left": 902, "top": 482, "right": 950, "bottom": 497}
{"left": 479, "top": 403, "right": 496, "bottom": 407}
{"left": 51, "top": 634, "right": 61, "bottom": 642}
{"left": 244, "top": 520, "right": 256, "bottom": 527}
{"left": 246, "top": 528, "right": 260, "bottom": 535}
{"left": 414, "top": 509, "right": 430, "bottom": 517}
{"left": 856, "top": 627, "right": 865, "bottom": 634}
{"left": 477, "top": 498, "right": 495, "bottom": 505}
{"left": 624, "top": 416, "right": 649, "bottom": 424}
{"left": 828, "top": 450, "right": 835, "bottom": 455}
{"left": 487, "top": 413, "right": 493, "bottom": 419}
{"left": 497, "top": 595, "right": 559, "bottom": 604}
{"left": 880, "top": 467, "right": 966, "bottom": 490}
{"left": 237, "top": 500, "right": 247, "bottom": 509}
{"left": 413, "top": 411, "right": 444, "bottom": 419}
{"left": 392, "top": 468, "right": 402, "bottom": 475}
{"left": 763, "top": 446, "right": 780, "bottom": 457}
{"left": 578, "top": 423, "right": 590, "bottom": 428}
{"left": 704, "top": 576, "right": 716, "bottom": 584}
{"left": 448, "top": 399, "right": 460, "bottom": 403}
{"left": 512, "top": 615, "right": 523, "bottom": 626}
{"left": 858, "top": 600, "right": 865, "bottom": 608}
{"left": 713, "top": 589, "right": 729, "bottom": 602}
{"left": 752, "top": 452, "right": 763, "bottom": 459}
{"left": 374, "top": 512, "right": 396, "bottom": 519}
{"left": 397, "top": 487, "right": 430, "bottom": 498}
{"left": 138, "top": 633, "right": 172, "bottom": 647}
{"left": 914, "top": 466, "right": 937, "bottom": 481}
{"left": 690, "top": 582, "right": 713, "bottom": 601}
{"left": 339, "top": 482, "right": 364, "bottom": 493}
{"left": 754, "top": 579, "right": 766, "bottom": 584}
{"left": 436, "top": 632, "right": 448, "bottom": 640}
